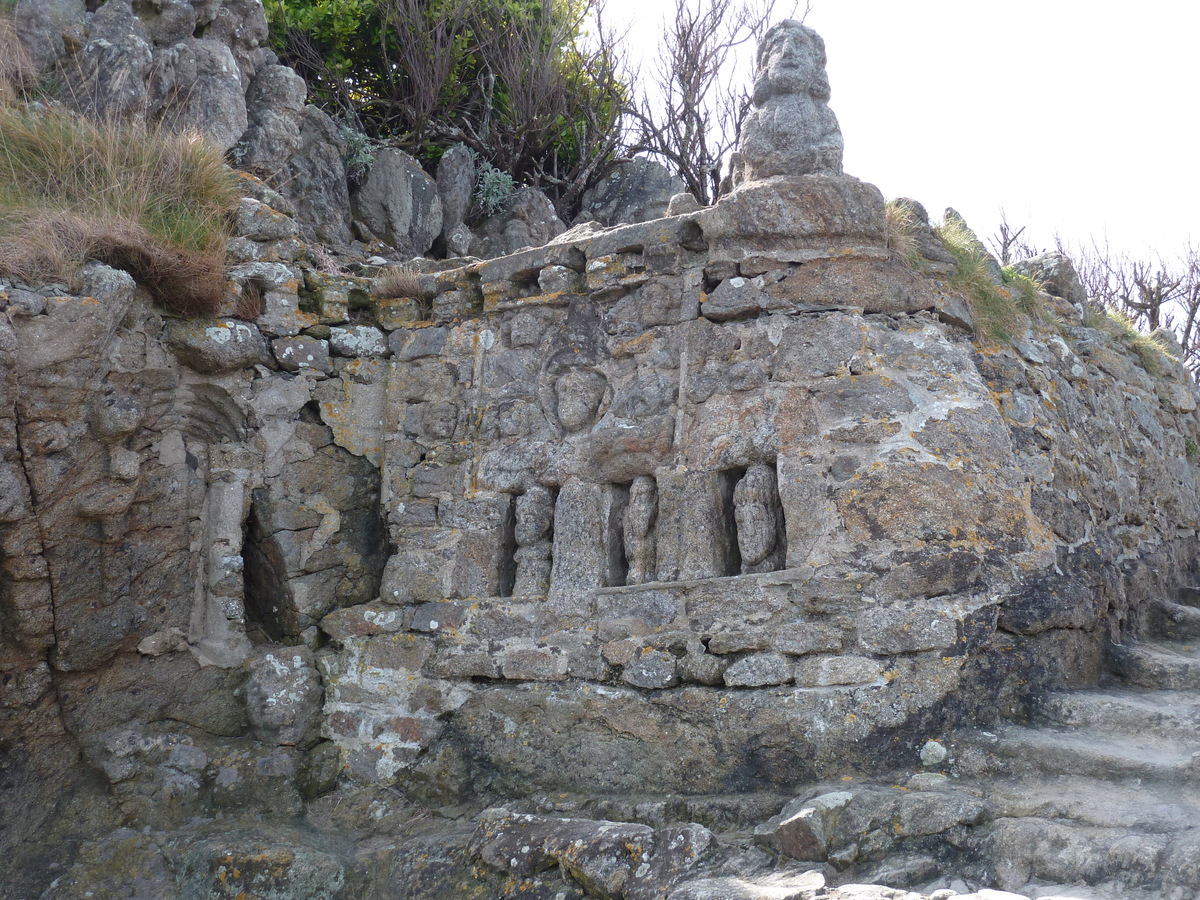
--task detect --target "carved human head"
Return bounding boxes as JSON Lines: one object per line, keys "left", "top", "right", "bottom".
{"left": 733, "top": 464, "right": 779, "bottom": 566}
{"left": 555, "top": 369, "right": 608, "bottom": 433}
{"left": 515, "top": 486, "right": 556, "bottom": 544}
{"left": 752, "top": 20, "right": 831, "bottom": 105}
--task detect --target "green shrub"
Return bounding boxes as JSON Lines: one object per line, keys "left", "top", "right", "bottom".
{"left": 337, "top": 120, "right": 380, "bottom": 184}
{"left": 475, "top": 159, "right": 515, "bottom": 215}
{"left": 0, "top": 105, "right": 239, "bottom": 315}
{"left": 265, "top": 0, "right": 626, "bottom": 217}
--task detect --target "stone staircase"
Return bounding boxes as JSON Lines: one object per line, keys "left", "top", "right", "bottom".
{"left": 740, "top": 589, "right": 1200, "bottom": 899}
{"left": 916, "top": 589, "right": 1200, "bottom": 898}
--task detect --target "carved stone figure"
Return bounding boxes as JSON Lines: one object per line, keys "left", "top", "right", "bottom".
{"left": 513, "top": 486, "right": 555, "bottom": 596}
{"left": 623, "top": 476, "right": 658, "bottom": 585}
{"left": 733, "top": 464, "right": 785, "bottom": 574}
{"left": 729, "top": 20, "right": 844, "bottom": 186}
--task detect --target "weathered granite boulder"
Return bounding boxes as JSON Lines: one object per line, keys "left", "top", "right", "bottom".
{"left": 72, "top": 0, "right": 154, "bottom": 121}
{"left": 578, "top": 157, "right": 687, "bottom": 226}
{"left": 197, "top": 0, "right": 272, "bottom": 80}
{"left": 351, "top": 148, "right": 444, "bottom": 257}
{"left": 894, "top": 197, "right": 959, "bottom": 269}
{"left": 11, "top": 0, "right": 87, "bottom": 75}
{"left": 286, "top": 106, "right": 354, "bottom": 245}
{"left": 1012, "top": 251, "right": 1087, "bottom": 306}
{"left": 471, "top": 185, "right": 567, "bottom": 259}
{"left": 730, "top": 20, "right": 844, "bottom": 185}
{"left": 233, "top": 63, "right": 309, "bottom": 182}
{"left": 149, "top": 38, "right": 249, "bottom": 152}
{"left": 436, "top": 143, "right": 475, "bottom": 256}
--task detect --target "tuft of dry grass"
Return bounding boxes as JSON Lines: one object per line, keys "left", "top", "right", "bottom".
{"left": 235, "top": 281, "right": 264, "bottom": 320}
{"left": 934, "top": 216, "right": 1026, "bottom": 342}
{"left": 885, "top": 199, "right": 920, "bottom": 267}
{"left": 374, "top": 267, "right": 425, "bottom": 300}
{"left": 0, "top": 16, "right": 32, "bottom": 105}
{"left": 0, "top": 104, "right": 239, "bottom": 314}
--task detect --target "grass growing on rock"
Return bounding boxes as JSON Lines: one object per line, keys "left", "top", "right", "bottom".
{"left": 0, "top": 94, "right": 239, "bottom": 315}
{"left": 933, "top": 216, "right": 1045, "bottom": 343}
{"left": 884, "top": 199, "right": 920, "bottom": 267}
{"left": 373, "top": 267, "right": 424, "bottom": 301}
{"left": 1103, "top": 307, "right": 1174, "bottom": 376}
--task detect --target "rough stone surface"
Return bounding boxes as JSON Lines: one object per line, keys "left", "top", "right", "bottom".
{"left": 351, "top": 148, "right": 444, "bottom": 257}
{"left": 579, "top": 157, "right": 687, "bottom": 226}
{"left": 149, "top": 39, "right": 249, "bottom": 153}
{"left": 436, "top": 143, "right": 475, "bottom": 251}
{"left": 286, "top": 106, "right": 354, "bottom": 245}
{"left": 1013, "top": 252, "right": 1087, "bottom": 307}
{"left": 472, "top": 186, "right": 567, "bottom": 258}
{"left": 233, "top": 63, "right": 309, "bottom": 182}
{"left": 6, "top": 16, "right": 1200, "bottom": 900}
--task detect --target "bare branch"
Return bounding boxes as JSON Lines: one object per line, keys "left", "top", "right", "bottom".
{"left": 630, "top": 0, "right": 797, "bottom": 204}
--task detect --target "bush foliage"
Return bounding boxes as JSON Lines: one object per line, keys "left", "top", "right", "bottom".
{"left": 266, "top": 0, "right": 626, "bottom": 217}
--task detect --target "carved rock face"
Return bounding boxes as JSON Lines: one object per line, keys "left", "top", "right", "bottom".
{"left": 514, "top": 486, "right": 555, "bottom": 596}
{"left": 515, "top": 487, "right": 555, "bottom": 546}
{"left": 734, "top": 464, "right": 779, "bottom": 568}
{"left": 556, "top": 369, "right": 607, "bottom": 433}
{"left": 624, "top": 475, "right": 658, "bottom": 585}
{"left": 730, "top": 20, "right": 844, "bottom": 185}
{"left": 753, "top": 21, "right": 831, "bottom": 104}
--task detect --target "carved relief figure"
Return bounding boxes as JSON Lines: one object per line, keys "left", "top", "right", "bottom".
{"left": 537, "top": 297, "right": 611, "bottom": 435}
{"left": 623, "top": 475, "right": 658, "bottom": 585}
{"left": 730, "top": 20, "right": 844, "bottom": 186}
{"left": 513, "top": 486, "right": 555, "bottom": 596}
{"left": 734, "top": 464, "right": 786, "bottom": 574}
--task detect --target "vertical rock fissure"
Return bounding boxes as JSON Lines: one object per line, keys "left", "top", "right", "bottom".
{"left": 9, "top": 401, "right": 72, "bottom": 743}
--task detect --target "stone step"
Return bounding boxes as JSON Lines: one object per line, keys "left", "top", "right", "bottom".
{"left": 980, "top": 775, "right": 1200, "bottom": 832}
{"left": 964, "top": 723, "right": 1200, "bottom": 782}
{"left": 1148, "top": 598, "right": 1200, "bottom": 641}
{"left": 1111, "top": 640, "right": 1200, "bottom": 690}
{"left": 1036, "top": 687, "right": 1200, "bottom": 740}
{"left": 974, "top": 814, "right": 1200, "bottom": 897}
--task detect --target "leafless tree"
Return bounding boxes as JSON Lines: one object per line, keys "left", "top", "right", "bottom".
{"left": 989, "top": 214, "right": 1200, "bottom": 372}
{"left": 988, "top": 209, "right": 1049, "bottom": 265}
{"left": 627, "top": 0, "right": 804, "bottom": 205}
{"left": 1060, "top": 237, "right": 1200, "bottom": 373}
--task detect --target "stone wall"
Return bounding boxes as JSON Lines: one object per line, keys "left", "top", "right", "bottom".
{"left": 4, "top": 171, "right": 1200, "bottom": 897}
{"left": 310, "top": 176, "right": 1200, "bottom": 801}
{"left": 5, "top": 9, "right": 1200, "bottom": 895}
{"left": 0, "top": 177, "right": 384, "bottom": 895}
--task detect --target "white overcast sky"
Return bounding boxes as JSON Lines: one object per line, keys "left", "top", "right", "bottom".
{"left": 602, "top": 0, "right": 1200, "bottom": 260}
